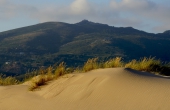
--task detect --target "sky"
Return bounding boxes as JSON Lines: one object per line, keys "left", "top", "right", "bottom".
{"left": 0, "top": 0, "right": 170, "bottom": 33}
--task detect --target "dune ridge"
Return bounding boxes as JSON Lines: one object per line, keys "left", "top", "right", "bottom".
{"left": 1, "top": 68, "right": 170, "bottom": 110}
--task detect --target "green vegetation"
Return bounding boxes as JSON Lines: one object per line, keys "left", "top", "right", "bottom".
{"left": 1, "top": 57, "right": 170, "bottom": 91}
{"left": 1, "top": 20, "right": 170, "bottom": 76}
{"left": 1, "top": 20, "right": 170, "bottom": 91}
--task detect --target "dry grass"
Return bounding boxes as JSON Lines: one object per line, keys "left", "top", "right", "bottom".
{"left": 29, "top": 62, "right": 67, "bottom": 91}
{"left": 82, "top": 58, "right": 100, "bottom": 72}
{"left": 0, "top": 74, "right": 19, "bottom": 85}
{"left": 28, "top": 71, "right": 55, "bottom": 91}
{"left": 28, "top": 75, "right": 46, "bottom": 91}
{"left": 125, "top": 57, "right": 161, "bottom": 72}
{"left": 1, "top": 57, "right": 169, "bottom": 90}
{"left": 82, "top": 57, "right": 123, "bottom": 72}
{"left": 104, "top": 57, "right": 123, "bottom": 68}
{"left": 54, "top": 62, "right": 66, "bottom": 78}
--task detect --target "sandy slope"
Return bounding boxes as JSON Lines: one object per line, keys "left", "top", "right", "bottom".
{"left": 1, "top": 68, "right": 170, "bottom": 110}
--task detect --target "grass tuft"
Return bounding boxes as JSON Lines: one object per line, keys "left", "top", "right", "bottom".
{"left": 54, "top": 62, "right": 66, "bottom": 78}
{"left": 29, "top": 62, "right": 67, "bottom": 91}
{"left": 0, "top": 74, "right": 20, "bottom": 85}
{"left": 125, "top": 57, "right": 161, "bottom": 72}
{"left": 28, "top": 75, "right": 46, "bottom": 91}
{"left": 104, "top": 57, "right": 123, "bottom": 68}
{"left": 83, "top": 58, "right": 100, "bottom": 72}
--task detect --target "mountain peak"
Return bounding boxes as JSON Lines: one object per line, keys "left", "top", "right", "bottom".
{"left": 81, "top": 19, "right": 90, "bottom": 23}
{"left": 76, "top": 19, "right": 92, "bottom": 25}
{"left": 76, "top": 20, "right": 109, "bottom": 27}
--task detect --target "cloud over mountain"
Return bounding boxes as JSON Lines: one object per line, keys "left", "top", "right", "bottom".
{"left": 0, "top": 0, "right": 170, "bottom": 33}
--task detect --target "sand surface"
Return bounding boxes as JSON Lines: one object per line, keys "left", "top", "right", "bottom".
{"left": 1, "top": 68, "right": 170, "bottom": 110}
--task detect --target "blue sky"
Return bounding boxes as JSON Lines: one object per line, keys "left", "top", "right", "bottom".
{"left": 0, "top": 0, "right": 170, "bottom": 33}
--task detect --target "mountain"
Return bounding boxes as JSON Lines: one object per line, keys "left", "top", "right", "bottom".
{"left": 0, "top": 20, "right": 170, "bottom": 76}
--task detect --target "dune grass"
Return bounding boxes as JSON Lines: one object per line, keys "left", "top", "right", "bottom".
{"left": 82, "top": 57, "right": 123, "bottom": 72}
{"left": 83, "top": 58, "right": 100, "bottom": 72}
{"left": 1, "top": 57, "right": 170, "bottom": 90}
{"left": 82, "top": 57, "right": 170, "bottom": 75}
{"left": 0, "top": 74, "right": 20, "bottom": 85}
{"left": 28, "top": 62, "right": 69, "bottom": 91}
{"left": 28, "top": 75, "right": 46, "bottom": 91}
{"left": 104, "top": 57, "right": 123, "bottom": 68}
{"left": 54, "top": 62, "right": 66, "bottom": 78}
{"left": 125, "top": 57, "right": 161, "bottom": 72}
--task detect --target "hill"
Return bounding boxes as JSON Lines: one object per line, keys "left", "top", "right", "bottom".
{"left": 0, "top": 20, "right": 170, "bottom": 75}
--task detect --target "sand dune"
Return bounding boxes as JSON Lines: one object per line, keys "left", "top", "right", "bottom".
{"left": 1, "top": 68, "right": 170, "bottom": 110}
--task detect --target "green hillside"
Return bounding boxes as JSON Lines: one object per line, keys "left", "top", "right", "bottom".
{"left": 0, "top": 20, "right": 170, "bottom": 76}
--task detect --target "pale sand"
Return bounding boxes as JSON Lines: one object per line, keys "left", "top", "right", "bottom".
{"left": 1, "top": 68, "right": 170, "bottom": 110}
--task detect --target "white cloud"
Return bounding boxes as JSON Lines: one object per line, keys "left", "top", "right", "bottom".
{"left": 31, "top": 0, "right": 96, "bottom": 22}
{"left": 109, "top": 0, "right": 170, "bottom": 32}
{"left": 111, "top": 0, "right": 156, "bottom": 11}
{"left": 30, "top": 0, "right": 170, "bottom": 33}
{"left": 30, "top": 0, "right": 116, "bottom": 23}
{"left": 0, "top": 0, "right": 170, "bottom": 33}
{"left": 0, "top": 0, "right": 16, "bottom": 19}
{"left": 0, "top": 0, "right": 37, "bottom": 20}
{"left": 70, "top": 0, "right": 92, "bottom": 15}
